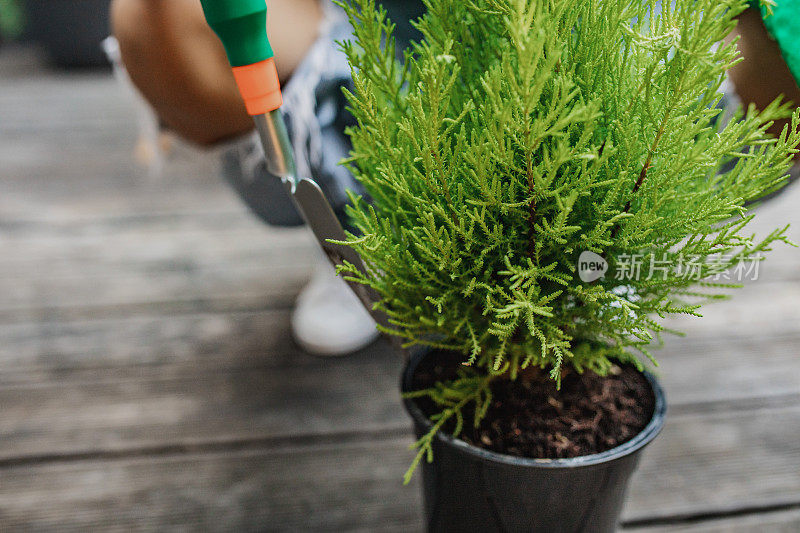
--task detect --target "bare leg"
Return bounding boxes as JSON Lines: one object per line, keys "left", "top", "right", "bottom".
{"left": 727, "top": 8, "right": 800, "bottom": 143}
{"left": 111, "top": 0, "right": 322, "bottom": 146}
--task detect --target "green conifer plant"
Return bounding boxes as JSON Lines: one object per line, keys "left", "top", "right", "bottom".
{"left": 337, "top": 0, "right": 800, "bottom": 481}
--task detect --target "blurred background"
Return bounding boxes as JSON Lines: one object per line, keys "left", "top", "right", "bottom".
{"left": 2, "top": 0, "right": 112, "bottom": 68}
{"left": 0, "top": 1, "right": 799, "bottom": 531}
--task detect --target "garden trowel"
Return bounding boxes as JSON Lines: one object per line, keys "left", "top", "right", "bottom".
{"left": 199, "top": 0, "right": 390, "bottom": 330}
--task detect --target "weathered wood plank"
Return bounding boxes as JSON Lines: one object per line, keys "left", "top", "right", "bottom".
{"left": 0, "top": 224, "right": 315, "bottom": 322}
{"left": 624, "top": 404, "right": 800, "bottom": 523}
{"left": 0, "top": 238, "right": 797, "bottom": 324}
{"left": 0, "top": 336, "right": 407, "bottom": 462}
{"left": 624, "top": 507, "right": 800, "bottom": 532}
{"left": 659, "top": 280, "right": 800, "bottom": 339}
{"left": 0, "top": 438, "right": 424, "bottom": 533}
{"left": 0, "top": 405, "right": 798, "bottom": 532}
{"left": 0, "top": 309, "right": 299, "bottom": 377}
{"left": 0, "top": 246, "right": 797, "bottom": 460}
{"left": 0, "top": 302, "right": 797, "bottom": 469}
{"left": 0, "top": 70, "right": 249, "bottom": 221}
{"left": 0, "top": 276, "right": 798, "bottom": 372}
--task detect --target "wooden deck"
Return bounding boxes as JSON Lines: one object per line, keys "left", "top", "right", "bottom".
{"left": 1, "top": 48, "right": 799, "bottom": 532}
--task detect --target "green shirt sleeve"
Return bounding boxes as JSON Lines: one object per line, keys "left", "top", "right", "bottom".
{"left": 750, "top": 0, "right": 800, "bottom": 85}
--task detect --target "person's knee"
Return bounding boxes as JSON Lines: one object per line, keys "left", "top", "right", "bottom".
{"left": 111, "top": 0, "right": 253, "bottom": 145}
{"left": 110, "top": 0, "right": 154, "bottom": 61}
{"left": 110, "top": 0, "right": 324, "bottom": 146}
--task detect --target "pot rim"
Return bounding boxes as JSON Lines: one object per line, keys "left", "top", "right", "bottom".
{"left": 401, "top": 349, "right": 667, "bottom": 469}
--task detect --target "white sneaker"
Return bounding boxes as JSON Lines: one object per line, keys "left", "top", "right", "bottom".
{"left": 291, "top": 260, "right": 380, "bottom": 356}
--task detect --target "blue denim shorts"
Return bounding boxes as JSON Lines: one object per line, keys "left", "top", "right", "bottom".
{"left": 219, "top": 3, "right": 358, "bottom": 227}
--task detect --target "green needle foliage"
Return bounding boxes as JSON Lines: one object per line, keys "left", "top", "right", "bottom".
{"left": 337, "top": 0, "right": 799, "bottom": 480}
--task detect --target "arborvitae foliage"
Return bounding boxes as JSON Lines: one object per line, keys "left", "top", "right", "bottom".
{"left": 337, "top": 0, "right": 799, "bottom": 480}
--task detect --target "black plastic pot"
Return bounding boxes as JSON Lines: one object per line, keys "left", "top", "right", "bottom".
{"left": 402, "top": 351, "right": 667, "bottom": 533}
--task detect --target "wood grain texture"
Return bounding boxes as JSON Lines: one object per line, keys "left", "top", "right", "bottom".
{"left": 624, "top": 508, "right": 800, "bottom": 532}
{"left": 0, "top": 314, "right": 798, "bottom": 463}
{"left": 0, "top": 405, "right": 798, "bottom": 531}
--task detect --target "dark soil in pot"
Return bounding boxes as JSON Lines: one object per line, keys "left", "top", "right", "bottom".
{"left": 402, "top": 349, "right": 666, "bottom": 533}
{"left": 411, "top": 351, "right": 656, "bottom": 459}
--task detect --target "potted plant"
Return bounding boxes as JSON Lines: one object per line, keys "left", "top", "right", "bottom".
{"left": 338, "top": 0, "right": 799, "bottom": 531}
